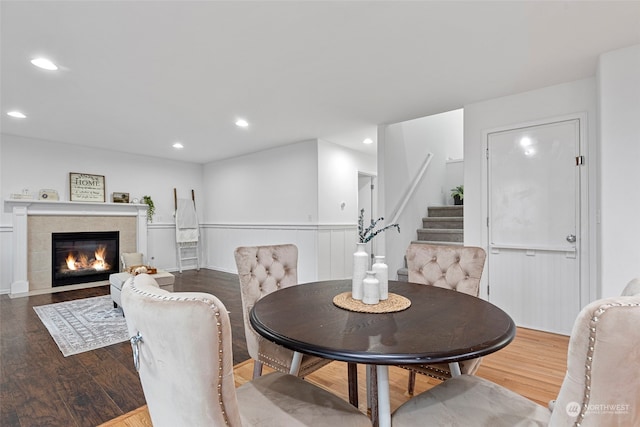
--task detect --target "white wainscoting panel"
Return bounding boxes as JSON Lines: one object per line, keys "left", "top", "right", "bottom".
{"left": 317, "top": 226, "right": 358, "bottom": 281}
{"left": 146, "top": 223, "right": 191, "bottom": 272}
{"left": 202, "top": 224, "right": 356, "bottom": 284}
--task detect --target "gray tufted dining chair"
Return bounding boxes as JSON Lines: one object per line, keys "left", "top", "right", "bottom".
{"left": 235, "top": 244, "right": 361, "bottom": 407}
{"left": 401, "top": 243, "right": 487, "bottom": 394}
{"left": 121, "top": 273, "right": 372, "bottom": 427}
{"left": 392, "top": 291, "right": 640, "bottom": 426}
{"left": 234, "top": 244, "right": 332, "bottom": 378}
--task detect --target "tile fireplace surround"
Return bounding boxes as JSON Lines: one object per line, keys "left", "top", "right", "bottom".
{"left": 5, "top": 200, "right": 148, "bottom": 297}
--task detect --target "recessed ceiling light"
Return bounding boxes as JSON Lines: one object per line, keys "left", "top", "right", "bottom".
{"left": 7, "top": 111, "right": 27, "bottom": 119}
{"left": 172, "top": 142, "right": 184, "bottom": 149}
{"left": 235, "top": 118, "right": 249, "bottom": 128}
{"left": 30, "top": 57, "right": 58, "bottom": 71}
{"left": 363, "top": 138, "right": 373, "bottom": 145}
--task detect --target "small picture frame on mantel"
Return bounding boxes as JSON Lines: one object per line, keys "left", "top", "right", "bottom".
{"left": 112, "top": 192, "right": 129, "bottom": 203}
{"left": 69, "top": 172, "right": 105, "bottom": 202}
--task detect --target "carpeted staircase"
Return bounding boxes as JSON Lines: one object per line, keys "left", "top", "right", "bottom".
{"left": 397, "top": 205, "right": 463, "bottom": 281}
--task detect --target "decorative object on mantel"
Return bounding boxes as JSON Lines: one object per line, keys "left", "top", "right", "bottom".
{"left": 69, "top": 172, "right": 105, "bottom": 202}
{"left": 333, "top": 292, "right": 411, "bottom": 314}
{"left": 142, "top": 195, "right": 155, "bottom": 222}
{"left": 112, "top": 192, "right": 129, "bottom": 203}
{"left": 451, "top": 184, "right": 464, "bottom": 205}
{"left": 352, "top": 209, "right": 400, "bottom": 300}
{"left": 38, "top": 189, "right": 59, "bottom": 200}
{"left": 10, "top": 188, "right": 34, "bottom": 200}
{"left": 372, "top": 255, "right": 389, "bottom": 300}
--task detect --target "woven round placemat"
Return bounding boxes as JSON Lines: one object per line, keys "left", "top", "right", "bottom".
{"left": 332, "top": 292, "right": 411, "bottom": 313}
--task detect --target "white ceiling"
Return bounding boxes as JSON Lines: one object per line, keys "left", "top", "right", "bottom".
{"left": 2, "top": 1, "right": 639, "bottom": 164}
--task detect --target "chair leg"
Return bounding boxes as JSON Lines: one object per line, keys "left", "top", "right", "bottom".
{"left": 289, "top": 351, "right": 302, "bottom": 375}
{"left": 347, "top": 362, "right": 358, "bottom": 407}
{"left": 252, "top": 360, "right": 263, "bottom": 379}
{"left": 407, "top": 370, "right": 416, "bottom": 396}
{"left": 448, "top": 362, "right": 462, "bottom": 376}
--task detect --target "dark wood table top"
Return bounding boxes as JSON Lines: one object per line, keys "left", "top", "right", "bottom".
{"left": 250, "top": 280, "right": 516, "bottom": 365}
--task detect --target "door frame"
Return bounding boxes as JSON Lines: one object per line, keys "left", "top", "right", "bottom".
{"left": 480, "top": 112, "right": 594, "bottom": 309}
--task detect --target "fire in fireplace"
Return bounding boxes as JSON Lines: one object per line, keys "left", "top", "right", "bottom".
{"left": 52, "top": 231, "right": 119, "bottom": 286}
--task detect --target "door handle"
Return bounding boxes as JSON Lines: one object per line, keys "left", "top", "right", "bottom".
{"left": 566, "top": 234, "right": 576, "bottom": 243}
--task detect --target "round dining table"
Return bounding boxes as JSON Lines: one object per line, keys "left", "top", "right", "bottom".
{"left": 250, "top": 279, "right": 516, "bottom": 427}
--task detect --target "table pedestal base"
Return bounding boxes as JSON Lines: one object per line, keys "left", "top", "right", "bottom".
{"left": 376, "top": 365, "right": 390, "bottom": 427}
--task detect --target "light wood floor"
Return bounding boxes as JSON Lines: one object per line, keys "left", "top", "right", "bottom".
{"left": 99, "top": 327, "right": 569, "bottom": 426}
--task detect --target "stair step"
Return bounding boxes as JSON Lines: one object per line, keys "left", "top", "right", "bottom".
{"left": 416, "top": 228, "right": 463, "bottom": 242}
{"left": 411, "top": 240, "right": 463, "bottom": 246}
{"left": 422, "top": 217, "right": 463, "bottom": 229}
{"left": 427, "top": 205, "right": 463, "bottom": 217}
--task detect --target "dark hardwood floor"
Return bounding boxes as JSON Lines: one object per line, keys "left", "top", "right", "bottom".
{"left": 0, "top": 269, "right": 248, "bottom": 427}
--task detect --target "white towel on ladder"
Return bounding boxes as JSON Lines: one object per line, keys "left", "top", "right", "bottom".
{"left": 175, "top": 199, "right": 199, "bottom": 243}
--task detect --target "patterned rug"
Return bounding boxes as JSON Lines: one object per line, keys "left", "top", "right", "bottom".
{"left": 34, "top": 295, "right": 129, "bottom": 357}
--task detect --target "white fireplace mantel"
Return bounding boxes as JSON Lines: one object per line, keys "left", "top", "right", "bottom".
{"left": 4, "top": 199, "right": 148, "bottom": 297}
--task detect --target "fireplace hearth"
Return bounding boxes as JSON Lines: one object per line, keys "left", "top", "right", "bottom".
{"left": 52, "top": 231, "right": 119, "bottom": 286}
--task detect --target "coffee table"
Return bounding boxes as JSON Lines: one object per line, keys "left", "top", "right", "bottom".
{"left": 250, "top": 279, "right": 516, "bottom": 427}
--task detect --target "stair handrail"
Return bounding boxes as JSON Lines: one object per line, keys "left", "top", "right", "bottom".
{"left": 389, "top": 152, "right": 434, "bottom": 225}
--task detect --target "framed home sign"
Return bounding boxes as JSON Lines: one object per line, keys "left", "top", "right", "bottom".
{"left": 69, "top": 172, "right": 105, "bottom": 202}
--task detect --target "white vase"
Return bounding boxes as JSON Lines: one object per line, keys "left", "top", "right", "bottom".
{"left": 352, "top": 243, "right": 368, "bottom": 300}
{"left": 362, "top": 271, "right": 380, "bottom": 305}
{"left": 372, "top": 255, "right": 389, "bottom": 300}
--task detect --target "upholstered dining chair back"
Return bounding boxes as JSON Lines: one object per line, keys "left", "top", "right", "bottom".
{"left": 234, "top": 244, "right": 330, "bottom": 378}
{"left": 122, "top": 273, "right": 372, "bottom": 427}
{"left": 391, "top": 293, "right": 640, "bottom": 426}
{"left": 402, "top": 243, "right": 487, "bottom": 387}
{"left": 406, "top": 243, "right": 487, "bottom": 296}
{"left": 549, "top": 293, "right": 640, "bottom": 426}
{"left": 121, "top": 273, "right": 242, "bottom": 426}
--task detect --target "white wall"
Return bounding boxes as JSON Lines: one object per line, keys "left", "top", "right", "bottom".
{"left": 0, "top": 134, "right": 203, "bottom": 293}
{"left": 444, "top": 159, "right": 464, "bottom": 205}
{"left": 317, "top": 140, "right": 376, "bottom": 280}
{"left": 201, "top": 139, "right": 376, "bottom": 282}
{"left": 380, "top": 108, "right": 464, "bottom": 279}
{"left": 317, "top": 140, "right": 376, "bottom": 224}
{"left": 201, "top": 140, "right": 319, "bottom": 281}
{"left": 1, "top": 134, "right": 376, "bottom": 292}
{"left": 1, "top": 134, "right": 204, "bottom": 224}
{"left": 463, "top": 78, "right": 598, "bottom": 300}
{"left": 598, "top": 44, "right": 640, "bottom": 297}
{"left": 202, "top": 140, "right": 318, "bottom": 224}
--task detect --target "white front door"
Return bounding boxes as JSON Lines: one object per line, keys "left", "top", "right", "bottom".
{"left": 486, "top": 118, "right": 583, "bottom": 335}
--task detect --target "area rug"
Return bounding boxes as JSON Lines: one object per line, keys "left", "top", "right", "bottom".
{"left": 34, "top": 295, "right": 129, "bottom": 357}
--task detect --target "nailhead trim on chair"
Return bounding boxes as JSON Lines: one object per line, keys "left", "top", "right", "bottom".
{"left": 574, "top": 301, "right": 640, "bottom": 427}
{"left": 214, "top": 309, "right": 230, "bottom": 426}
{"left": 257, "top": 350, "right": 328, "bottom": 375}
